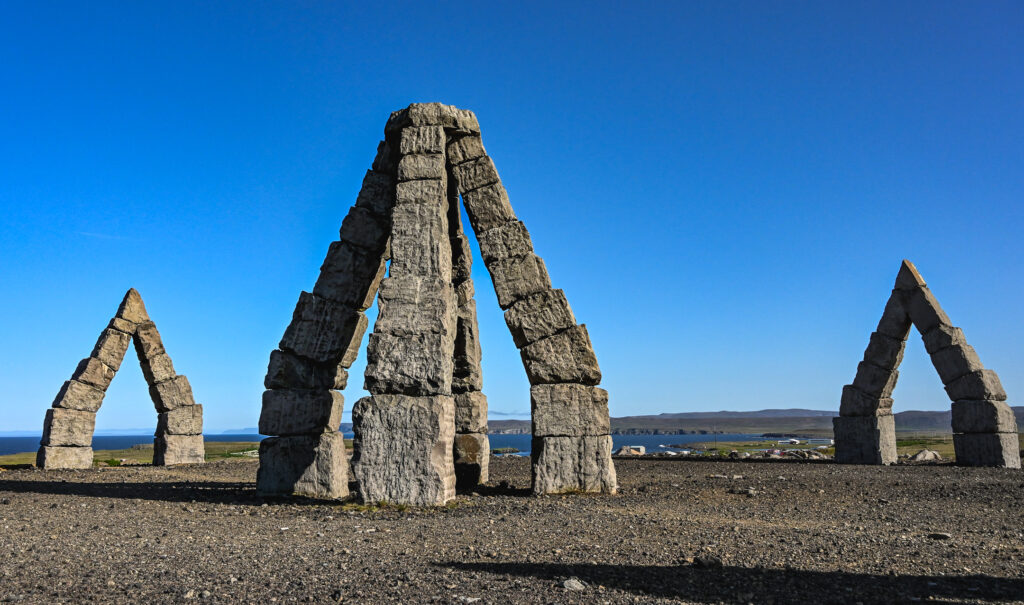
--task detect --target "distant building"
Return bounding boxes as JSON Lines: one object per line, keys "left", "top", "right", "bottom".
{"left": 614, "top": 445, "right": 646, "bottom": 456}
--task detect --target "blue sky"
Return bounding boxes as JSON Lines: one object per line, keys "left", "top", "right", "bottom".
{"left": 1, "top": 2, "right": 1022, "bottom": 432}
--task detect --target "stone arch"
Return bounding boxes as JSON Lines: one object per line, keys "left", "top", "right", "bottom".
{"left": 257, "top": 103, "right": 616, "bottom": 504}
{"left": 37, "top": 289, "right": 205, "bottom": 469}
{"left": 833, "top": 260, "right": 1019, "bottom": 467}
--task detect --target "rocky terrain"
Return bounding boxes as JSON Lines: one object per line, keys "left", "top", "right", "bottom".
{"left": 1, "top": 456, "right": 1022, "bottom": 604}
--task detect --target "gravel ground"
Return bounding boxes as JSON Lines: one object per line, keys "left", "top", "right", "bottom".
{"left": 1, "top": 456, "right": 1023, "bottom": 604}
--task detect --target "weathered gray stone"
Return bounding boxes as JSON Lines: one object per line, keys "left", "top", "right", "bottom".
{"left": 851, "top": 361, "right": 899, "bottom": 399}
{"left": 929, "top": 343, "right": 984, "bottom": 385}
{"left": 832, "top": 414, "right": 897, "bottom": 465}
{"left": 371, "top": 139, "right": 397, "bottom": 174}
{"left": 453, "top": 300, "right": 483, "bottom": 393}
{"left": 157, "top": 404, "right": 204, "bottom": 435}
{"left": 385, "top": 103, "right": 479, "bottom": 135}
{"left": 454, "top": 391, "right": 488, "bottom": 433}
{"left": 364, "top": 332, "right": 454, "bottom": 396}
{"left": 531, "top": 384, "right": 610, "bottom": 437}
{"left": 139, "top": 352, "right": 176, "bottom": 385}
{"left": 953, "top": 432, "right": 1021, "bottom": 468}
{"left": 153, "top": 434, "right": 205, "bottom": 466}
{"left": 351, "top": 394, "right": 455, "bottom": 505}
{"left": 487, "top": 253, "right": 552, "bottom": 310}
{"left": 451, "top": 233, "right": 473, "bottom": 285}
{"left": 531, "top": 435, "right": 617, "bottom": 495}
{"left": 51, "top": 380, "right": 105, "bottom": 412}
{"left": 454, "top": 432, "right": 490, "bottom": 488}
{"left": 446, "top": 135, "right": 487, "bottom": 166}
{"left": 71, "top": 357, "right": 116, "bottom": 391}
{"left": 107, "top": 316, "right": 138, "bottom": 335}
{"left": 875, "top": 290, "right": 912, "bottom": 340}
{"left": 944, "top": 369, "right": 1007, "bottom": 402}
{"left": 395, "top": 178, "right": 446, "bottom": 207}
{"left": 339, "top": 206, "right": 390, "bottom": 253}
{"left": 893, "top": 259, "right": 927, "bottom": 291}
{"left": 389, "top": 192, "right": 453, "bottom": 280}
{"left": 862, "top": 331, "right": 906, "bottom": 370}
{"left": 375, "top": 276, "right": 455, "bottom": 337}
{"left": 36, "top": 446, "right": 92, "bottom": 470}
{"left": 259, "top": 390, "right": 343, "bottom": 436}
{"left": 950, "top": 400, "right": 1017, "bottom": 434}
{"left": 455, "top": 279, "right": 475, "bottom": 307}
{"left": 116, "top": 288, "right": 150, "bottom": 324}
{"left": 354, "top": 169, "right": 396, "bottom": 216}
{"left": 399, "top": 125, "right": 446, "bottom": 155}
{"left": 397, "top": 153, "right": 445, "bottom": 181}
{"left": 901, "top": 286, "right": 953, "bottom": 335}
{"left": 148, "top": 375, "right": 196, "bottom": 412}
{"left": 462, "top": 183, "right": 516, "bottom": 235}
{"left": 41, "top": 408, "right": 95, "bottom": 446}
{"left": 477, "top": 220, "right": 534, "bottom": 264}
{"left": 921, "top": 324, "right": 968, "bottom": 355}
{"left": 257, "top": 432, "right": 350, "bottom": 499}
{"left": 90, "top": 328, "right": 132, "bottom": 372}
{"left": 265, "top": 349, "right": 347, "bottom": 390}
{"left": 504, "top": 289, "right": 577, "bottom": 349}
{"left": 313, "top": 241, "right": 387, "bottom": 311}
{"left": 520, "top": 325, "right": 601, "bottom": 386}
{"left": 452, "top": 155, "right": 500, "bottom": 193}
{"left": 279, "top": 292, "right": 368, "bottom": 365}
{"left": 133, "top": 321, "right": 165, "bottom": 360}
{"left": 838, "top": 385, "right": 893, "bottom": 417}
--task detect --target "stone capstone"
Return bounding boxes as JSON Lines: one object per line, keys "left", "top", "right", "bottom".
{"left": 952, "top": 432, "right": 1021, "bottom": 468}
{"left": 832, "top": 415, "right": 896, "bottom": 465}
{"left": 385, "top": 103, "right": 480, "bottom": 136}
{"left": 157, "top": 404, "right": 204, "bottom": 435}
{"left": 520, "top": 325, "right": 601, "bottom": 386}
{"left": 36, "top": 446, "right": 93, "bottom": 470}
{"left": 504, "top": 289, "right": 577, "bottom": 349}
{"left": 148, "top": 375, "right": 196, "bottom": 412}
{"left": 894, "top": 259, "right": 927, "bottom": 291}
{"left": 265, "top": 349, "right": 348, "bottom": 391}
{"left": 531, "top": 435, "right": 617, "bottom": 495}
{"left": 257, "top": 432, "right": 350, "bottom": 499}
{"left": 71, "top": 357, "right": 116, "bottom": 391}
{"left": 51, "top": 380, "right": 105, "bottom": 412}
{"left": 279, "top": 292, "right": 368, "bottom": 366}
{"left": 41, "top": 408, "right": 96, "bottom": 447}
{"left": 116, "top": 288, "right": 150, "bottom": 325}
{"left": 258, "top": 390, "right": 343, "bottom": 436}
{"left": 153, "top": 434, "right": 205, "bottom": 466}
{"left": 531, "top": 384, "right": 610, "bottom": 437}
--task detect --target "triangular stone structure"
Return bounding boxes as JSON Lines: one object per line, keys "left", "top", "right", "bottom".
{"left": 257, "top": 103, "right": 616, "bottom": 504}
{"left": 37, "top": 289, "right": 205, "bottom": 469}
{"left": 834, "top": 260, "right": 1019, "bottom": 468}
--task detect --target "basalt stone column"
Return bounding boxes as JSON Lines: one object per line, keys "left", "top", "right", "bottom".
{"left": 256, "top": 143, "right": 396, "bottom": 499}
{"left": 449, "top": 129, "right": 615, "bottom": 495}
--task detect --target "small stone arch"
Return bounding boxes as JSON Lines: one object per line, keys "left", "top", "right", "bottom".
{"left": 37, "top": 289, "right": 205, "bottom": 469}
{"left": 833, "top": 260, "right": 1019, "bottom": 467}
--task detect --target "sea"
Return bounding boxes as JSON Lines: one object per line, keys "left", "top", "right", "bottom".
{"left": 0, "top": 432, "right": 768, "bottom": 457}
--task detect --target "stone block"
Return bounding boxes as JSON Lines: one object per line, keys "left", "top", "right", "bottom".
{"left": 488, "top": 253, "right": 552, "bottom": 310}
{"left": 339, "top": 206, "right": 390, "bottom": 253}
{"left": 520, "top": 325, "right": 601, "bottom": 386}
{"left": 395, "top": 178, "right": 446, "bottom": 207}
{"left": 944, "top": 369, "right": 1006, "bottom": 402}
{"left": 921, "top": 325, "right": 967, "bottom": 355}
{"left": 455, "top": 280, "right": 475, "bottom": 307}
{"left": 351, "top": 394, "right": 455, "bottom": 505}
{"left": 90, "top": 328, "right": 132, "bottom": 372}
{"left": 71, "top": 357, "right": 116, "bottom": 391}
{"left": 264, "top": 349, "right": 348, "bottom": 390}
{"left": 148, "top": 375, "right": 196, "bottom": 412}
{"left": 313, "top": 241, "right": 387, "bottom": 311}
{"left": 371, "top": 139, "right": 397, "bottom": 174}
{"left": 838, "top": 384, "right": 893, "bottom": 417}
{"left": 953, "top": 432, "right": 1021, "bottom": 468}
{"left": 107, "top": 316, "right": 137, "bottom": 335}
{"left": 133, "top": 321, "right": 165, "bottom": 360}
{"left": 364, "top": 332, "right": 454, "bottom": 396}
{"left": 453, "top": 301, "right": 482, "bottom": 393}
{"left": 929, "top": 343, "right": 984, "bottom": 385}
{"left": 354, "top": 169, "right": 396, "bottom": 217}
{"left": 851, "top": 361, "right": 899, "bottom": 399}
{"left": 36, "top": 446, "right": 93, "bottom": 470}
{"left": 446, "top": 135, "right": 487, "bottom": 166}
{"left": 477, "top": 220, "right": 534, "bottom": 264}
{"left": 259, "top": 390, "right": 343, "bottom": 436}
{"left": 862, "top": 331, "right": 905, "bottom": 371}
{"left": 901, "top": 287, "right": 952, "bottom": 335}
{"left": 950, "top": 400, "right": 1018, "bottom": 434}
{"left": 140, "top": 353, "right": 177, "bottom": 386}
{"left": 116, "top": 288, "right": 150, "bottom": 324}
{"left": 454, "top": 432, "right": 490, "bottom": 489}
{"left": 531, "top": 384, "right": 610, "bottom": 437}
{"left": 531, "top": 435, "right": 617, "bottom": 495}
{"left": 504, "top": 289, "right": 577, "bottom": 349}
{"left": 832, "top": 414, "right": 897, "bottom": 465}
{"left": 153, "top": 434, "right": 205, "bottom": 466}
{"left": 397, "top": 153, "right": 445, "bottom": 181}
{"left": 51, "top": 380, "right": 105, "bottom": 412}
{"left": 256, "top": 432, "right": 350, "bottom": 499}
{"left": 462, "top": 183, "right": 516, "bottom": 235}
{"left": 389, "top": 198, "right": 453, "bottom": 281}
{"left": 893, "top": 260, "right": 927, "bottom": 291}
{"left": 385, "top": 103, "right": 480, "bottom": 135}
{"left": 454, "top": 391, "right": 488, "bottom": 433}
{"left": 399, "top": 125, "right": 446, "bottom": 155}
{"left": 279, "top": 292, "right": 368, "bottom": 365}
{"left": 41, "top": 408, "right": 95, "bottom": 447}
{"left": 375, "top": 276, "right": 455, "bottom": 337}
{"left": 875, "top": 290, "right": 912, "bottom": 340}
{"left": 452, "top": 155, "right": 499, "bottom": 193}
{"left": 451, "top": 233, "right": 473, "bottom": 285}
{"left": 157, "top": 404, "right": 204, "bottom": 436}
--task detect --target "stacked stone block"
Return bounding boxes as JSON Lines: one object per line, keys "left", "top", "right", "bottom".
{"left": 38, "top": 289, "right": 205, "bottom": 469}
{"left": 256, "top": 144, "right": 396, "bottom": 499}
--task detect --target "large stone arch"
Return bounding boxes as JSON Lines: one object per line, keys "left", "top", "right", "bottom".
{"left": 37, "top": 289, "right": 205, "bottom": 469}
{"left": 257, "top": 103, "right": 616, "bottom": 504}
{"left": 833, "top": 260, "right": 1019, "bottom": 468}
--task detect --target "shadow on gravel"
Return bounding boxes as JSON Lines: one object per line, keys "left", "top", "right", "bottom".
{"left": 0, "top": 480, "right": 264, "bottom": 505}
{"left": 440, "top": 561, "right": 1024, "bottom": 604}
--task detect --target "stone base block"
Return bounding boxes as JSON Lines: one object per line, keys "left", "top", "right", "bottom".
{"left": 953, "top": 433, "right": 1021, "bottom": 468}
{"left": 951, "top": 400, "right": 1017, "bottom": 434}
{"left": 36, "top": 446, "right": 93, "bottom": 470}
{"left": 351, "top": 395, "right": 455, "bottom": 505}
{"left": 531, "top": 435, "right": 616, "bottom": 495}
{"left": 153, "top": 434, "right": 205, "bottom": 466}
{"left": 256, "top": 432, "right": 350, "bottom": 499}
{"left": 531, "top": 384, "right": 610, "bottom": 437}
{"left": 454, "top": 433, "right": 490, "bottom": 489}
{"left": 832, "top": 415, "right": 897, "bottom": 465}
{"left": 42, "top": 408, "right": 96, "bottom": 446}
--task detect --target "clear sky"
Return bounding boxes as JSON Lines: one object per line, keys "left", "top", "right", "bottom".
{"left": 1, "top": 2, "right": 1022, "bottom": 432}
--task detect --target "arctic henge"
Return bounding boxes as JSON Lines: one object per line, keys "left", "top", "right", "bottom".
{"left": 257, "top": 103, "right": 616, "bottom": 504}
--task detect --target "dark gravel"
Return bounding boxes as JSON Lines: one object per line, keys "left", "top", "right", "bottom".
{"left": 1, "top": 456, "right": 1023, "bottom": 604}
